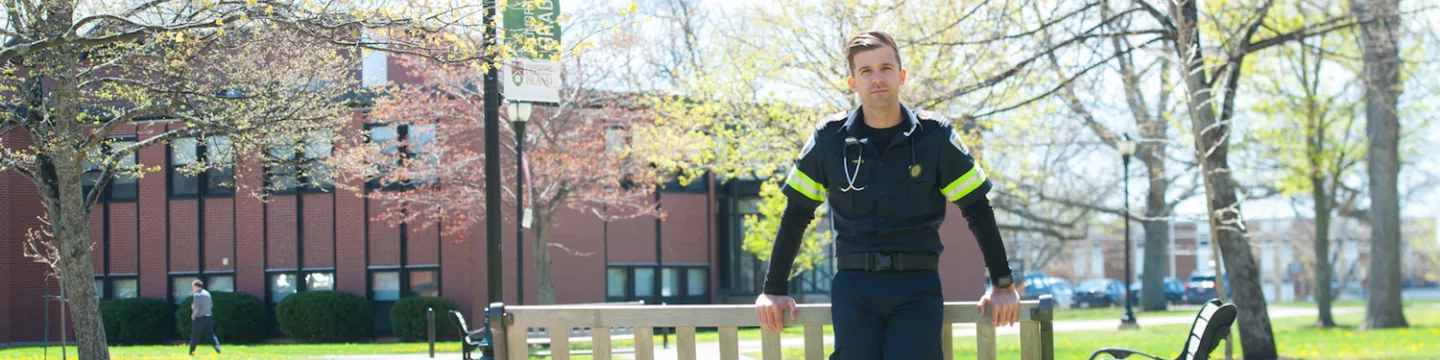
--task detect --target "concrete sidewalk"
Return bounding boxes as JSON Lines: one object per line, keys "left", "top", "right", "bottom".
{"left": 319, "top": 306, "right": 1363, "bottom": 360}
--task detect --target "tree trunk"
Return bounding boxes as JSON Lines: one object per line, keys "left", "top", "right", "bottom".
{"left": 37, "top": 151, "right": 110, "bottom": 359}
{"left": 533, "top": 211, "right": 556, "bottom": 305}
{"left": 34, "top": 11, "right": 112, "bottom": 356}
{"left": 1310, "top": 105, "right": 1337, "bottom": 328}
{"left": 1354, "top": 0, "right": 1408, "bottom": 330}
{"left": 1141, "top": 220, "right": 1170, "bottom": 310}
{"left": 1312, "top": 176, "right": 1336, "bottom": 327}
{"left": 1171, "top": 0, "right": 1278, "bottom": 356}
{"left": 1141, "top": 119, "right": 1172, "bottom": 312}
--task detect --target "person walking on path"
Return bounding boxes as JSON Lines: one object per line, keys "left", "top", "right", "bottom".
{"left": 189, "top": 279, "right": 222, "bottom": 356}
{"left": 754, "top": 30, "right": 1024, "bottom": 360}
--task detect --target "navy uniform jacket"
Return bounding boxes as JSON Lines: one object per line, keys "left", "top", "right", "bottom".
{"left": 762, "top": 104, "right": 1010, "bottom": 295}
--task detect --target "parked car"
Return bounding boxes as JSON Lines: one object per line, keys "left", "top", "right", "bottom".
{"left": 1073, "top": 278, "right": 1125, "bottom": 308}
{"left": 1184, "top": 271, "right": 1230, "bottom": 304}
{"left": 1130, "top": 277, "right": 1185, "bottom": 305}
{"left": 1020, "top": 273, "right": 1075, "bottom": 309}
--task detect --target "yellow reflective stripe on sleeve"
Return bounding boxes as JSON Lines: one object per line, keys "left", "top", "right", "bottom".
{"left": 941, "top": 166, "right": 987, "bottom": 202}
{"left": 785, "top": 167, "right": 825, "bottom": 201}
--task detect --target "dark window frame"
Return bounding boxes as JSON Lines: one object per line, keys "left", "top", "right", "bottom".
{"left": 94, "top": 274, "right": 140, "bottom": 300}
{"left": 167, "top": 271, "right": 238, "bottom": 305}
{"left": 606, "top": 263, "right": 709, "bottom": 304}
{"left": 263, "top": 130, "right": 336, "bottom": 195}
{"left": 167, "top": 135, "right": 236, "bottom": 198}
{"left": 83, "top": 136, "right": 140, "bottom": 202}
{"left": 363, "top": 122, "right": 439, "bottom": 191}
{"left": 366, "top": 265, "right": 442, "bottom": 336}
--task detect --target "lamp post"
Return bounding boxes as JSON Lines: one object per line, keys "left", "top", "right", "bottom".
{"left": 508, "top": 100, "right": 533, "bottom": 305}
{"left": 1117, "top": 133, "right": 1139, "bottom": 329}
{"left": 480, "top": 0, "right": 504, "bottom": 358}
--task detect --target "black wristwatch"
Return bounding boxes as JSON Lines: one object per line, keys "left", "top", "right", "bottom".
{"left": 991, "top": 274, "right": 1014, "bottom": 289}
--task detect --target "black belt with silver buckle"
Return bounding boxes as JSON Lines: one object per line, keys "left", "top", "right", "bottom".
{"left": 836, "top": 252, "right": 939, "bottom": 272}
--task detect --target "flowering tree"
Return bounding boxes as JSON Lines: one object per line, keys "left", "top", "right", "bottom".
{"left": 330, "top": 52, "right": 665, "bottom": 304}
{"left": 0, "top": 0, "right": 555, "bottom": 354}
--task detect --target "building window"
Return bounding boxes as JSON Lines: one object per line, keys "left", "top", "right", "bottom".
{"left": 170, "top": 136, "right": 234, "bottom": 197}
{"left": 365, "top": 123, "right": 437, "bottom": 190}
{"left": 408, "top": 269, "right": 439, "bottom": 297}
{"left": 265, "top": 130, "right": 333, "bottom": 193}
{"left": 729, "top": 196, "right": 763, "bottom": 295}
{"left": 82, "top": 138, "right": 139, "bottom": 202}
{"left": 268, "top": 273, "right": 297, "bottom": 303}
{"left": 606, "top": 264, "right": 708, "bottom": 304}
{"left": 606, "top": 268, "right": 627, "bottom": 299}
{"left": 687, "top": 268, "right": 707, "bottom": 297}
{"left": 722, "top": 195, "right": 834, "bottom": 297}
{"left": 372, "top": 271, "right": 401, "bottom": 301}
{"left": 305, "top": 271, "right": 335, "bottom": 291}
{"left": 94, "top": 278, "right": 105, "bottom": 301}
{"left": 112, "top": 277, "right": 138, "bottom": 299}
{"left": 170, "top": 273, "right": 237, "bottom": 305}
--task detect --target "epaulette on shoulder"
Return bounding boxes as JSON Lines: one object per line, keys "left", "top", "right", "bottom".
{"left": 914, "top": 109, "right": 955, "bottom": 129}
{"left": 814, "top": 111, "right": 848, "bottom": 131}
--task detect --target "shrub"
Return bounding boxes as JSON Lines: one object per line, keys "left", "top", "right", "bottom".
{"left": 275, "top": 290, "right": 372, "bottom": 342}
{"left": 176, "top": 291, "right": 268, "bottom": 344}
{"left": 390, "top": 296, "right": 460, "bottom": 342}
{"left": 100, "top": 298, "right": 175, "bottom": 344}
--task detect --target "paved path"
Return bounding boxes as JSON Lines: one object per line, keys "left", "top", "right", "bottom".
{"left": 319, "top": 306, "right": 1364, "bottom": 360}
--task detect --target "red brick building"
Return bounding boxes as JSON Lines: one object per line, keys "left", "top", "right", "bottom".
{"left": 0, "top": 55, "right": 991, "bottom": 345}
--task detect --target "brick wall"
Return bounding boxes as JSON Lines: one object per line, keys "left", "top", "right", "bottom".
{"left": 302, "top": 193, "right": 335, "bottom": 269}
{"left": 138, "top": 123, "right": 168, "bottom": 298}
{"left": 205, "top": 199, "right": 236, "bottom": 272}
{"left": 265, "top": 197, "right": 298, "bottom": 270}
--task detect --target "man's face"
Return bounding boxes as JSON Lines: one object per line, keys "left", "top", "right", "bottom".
{"left": 847, "top": 46, "right": 906, "bottom": 109}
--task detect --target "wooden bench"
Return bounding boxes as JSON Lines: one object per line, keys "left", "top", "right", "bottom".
{"left": 484, "top": 295, "right": 1056, "bottom": 360}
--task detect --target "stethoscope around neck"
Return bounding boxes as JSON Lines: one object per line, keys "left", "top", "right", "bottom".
{"left": 840, "top": 135, "right": 917, "bottom": 192}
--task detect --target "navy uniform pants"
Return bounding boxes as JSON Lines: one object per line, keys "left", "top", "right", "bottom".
{"left": 829, "top": 269, "right": 944, "bottom": 360}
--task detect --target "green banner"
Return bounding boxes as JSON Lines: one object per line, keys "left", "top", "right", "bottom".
{"left": 503, "top": 0, "right": 562, "bottom": 61}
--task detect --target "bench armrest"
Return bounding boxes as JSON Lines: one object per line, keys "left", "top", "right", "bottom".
{"left": 1088, "top": 347, "right": 1168, "bottom": 360}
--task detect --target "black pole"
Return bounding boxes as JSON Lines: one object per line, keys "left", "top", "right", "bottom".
{"left": 654, "top": 191, "right": 667, "bottom": 348}
{"left": 482, "top": 0, "right": 503, "bottom": 357}
{"left": 428, "top": 307, "right": 436, "bottom": 358}
{"left": 516, "top": 119, "right": 526, "bottom": 305}
{"left": 1121, "top": 152, "right": 1138, "bottom": 328}
{"left": 482, "top": 0, "right": 503, "bottom": 307}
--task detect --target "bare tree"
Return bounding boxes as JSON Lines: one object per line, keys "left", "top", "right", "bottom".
{"left": 1353, "top": 0, "right": 1409, "bottom": 329}
{"left": 0, "top": 0, "right": 527, "bottom": 356}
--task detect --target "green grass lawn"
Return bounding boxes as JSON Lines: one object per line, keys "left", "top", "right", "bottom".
{"left": 763, "top": 301, "right": 1440, "bottom": 360}
{"left": 4, "top": 301, "right": 1435, "bottom": 359}
{"left": 0, "top": 342, "right": 466, "bottom": 359}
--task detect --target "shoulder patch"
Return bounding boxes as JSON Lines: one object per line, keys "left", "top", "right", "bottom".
{"left": 949, "top": 130, "right": 972, "bottom": 156}
{"left": 815, "top": 111, "right": 847, "bottom": 131}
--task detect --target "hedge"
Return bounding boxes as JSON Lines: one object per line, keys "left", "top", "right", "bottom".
{"left": 99, "top": 298, "right": 175, "bottom": 345}
{"left": 275, "top": 290, "right": 372, "bottom": 343}
{"left": 390, "top": 296, "right": 461, "bottom": 342}
{"left": 176, "top": 291, "right": 268, "bottom": 344}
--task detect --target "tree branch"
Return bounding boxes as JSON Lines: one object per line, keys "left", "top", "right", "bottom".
{"left": 0, "top": 153, "right": 35, "bottom": 180}
{"left": 970, "top": 35, "right": 1167, "bottom": 119}
{"left": 917, "top": 5, "right": 1169, "bottom": 108}
{"left": 81, "top": 103, "right": 172, "bottom": 151}
{"left": 901, "top": 2, "right": 1104, "bottom": 47}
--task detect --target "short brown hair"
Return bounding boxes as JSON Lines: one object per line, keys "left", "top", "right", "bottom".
{"left": 845, "top": 30, "right": 902, "bottom": 75}
{"left": 193, "top": 279, "right": 204, "bottom": 289}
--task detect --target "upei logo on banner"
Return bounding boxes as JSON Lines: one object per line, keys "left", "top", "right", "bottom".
{"left": 501, "top": 0, "right": 562, "bottom": 103}
{"left": 503, "top": 58, "right": 560, "bottom": 103}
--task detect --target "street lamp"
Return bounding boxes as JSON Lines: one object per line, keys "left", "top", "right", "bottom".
{"left": 508, "top": 100, "right": 533, "bottom": 305}
{"left": 1117, "top": 133, "right": 1139, "bottom": 330}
